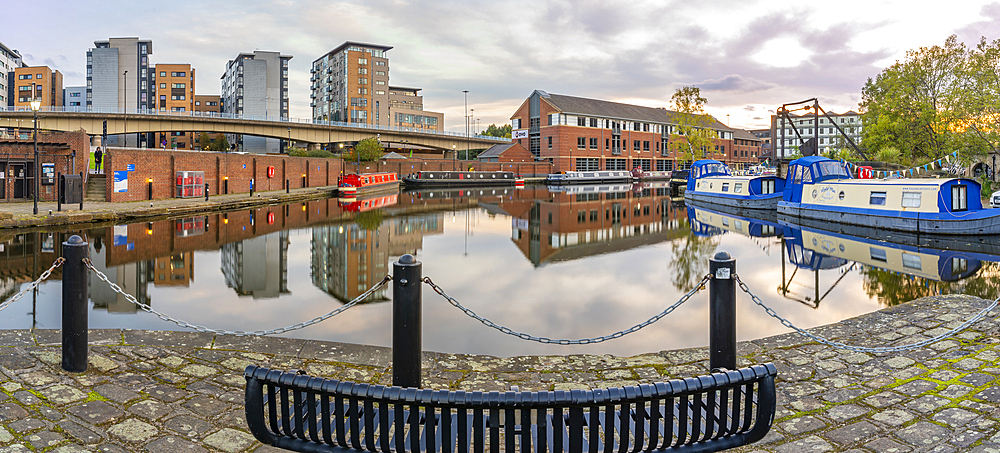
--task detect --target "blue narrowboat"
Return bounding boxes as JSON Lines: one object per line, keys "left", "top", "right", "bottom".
{"left": 683, "top": 160, "right": 784, "bottom": 208}
{"left": 778, "top": 156, "right": 1000, "bottom": 235}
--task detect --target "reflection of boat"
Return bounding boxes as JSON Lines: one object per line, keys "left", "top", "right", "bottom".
{"left": 686, "top": 202, "right": 780, "bottom": 238}
{"left": 403, "top": 171, "right": 522, "bottom": 187}
{"left": 684, "top": 160, "right": 784, "bottom": 208}
{"left": 546, "top": 183, "right": 632, "bottom": 194}
{"left": 402, "top": 186, "right": 517, "bottom": 199}
{"left": 544, "top": 170, "right": 632, "bottom": 185}
{"left": 781, "top": 220, "right": 990, "bottom": 282}
{"left": 630, "top": 169, "right": 672, "bottom": 180}
{"left": 338, "top": 172, "right": 400, "bottom": 196}
{"left": 339, "top": 194, "right": 398, "bottom": 212}
{"left": 779, "top": 156, "right": 1000, "bottom": 235}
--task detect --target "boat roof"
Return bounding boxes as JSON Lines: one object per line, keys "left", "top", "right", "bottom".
{"left": 788, "top": 156, "right": 833, "bottom": 166}
{"left": 691, "top": 159, "right": 724, "bottom": 168}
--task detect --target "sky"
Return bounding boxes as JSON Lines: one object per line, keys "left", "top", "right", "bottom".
{"left": 6, "top": 0, "right": 1000, "bottom": 133}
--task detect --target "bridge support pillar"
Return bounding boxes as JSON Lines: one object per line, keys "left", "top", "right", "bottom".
{"left": 307, "top": 143, "right": 320, "bottom": 151}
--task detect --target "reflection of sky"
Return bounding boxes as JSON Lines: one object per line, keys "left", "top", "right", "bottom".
{"left": 3, "top": 207, "right": 992, "bottom": 357}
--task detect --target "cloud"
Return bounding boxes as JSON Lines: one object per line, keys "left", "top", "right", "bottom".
{"left": 697, "top": 74, "right": 776, "bottom": 92}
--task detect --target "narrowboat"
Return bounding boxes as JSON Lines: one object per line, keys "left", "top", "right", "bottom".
{"left": 778, "top": 156, "right": 1000, "bottom": 235}
{"left": 544, "top": 170, "right": 633, "bottom": 185}
{"left": 402, "top": 171, "right": 522, "bottom": 187}
{"left": 630, "top": 168, "right": 672, "bottom": 180}
{"left": 337, "top": 172, "right": 400, "bottom": 196}
{"left": 683, "top": 160, "right": 785, "bottom": 208}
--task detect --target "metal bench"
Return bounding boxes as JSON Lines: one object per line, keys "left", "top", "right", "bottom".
{"left": 244, "top": 363, "right": 777, "bottom": 453}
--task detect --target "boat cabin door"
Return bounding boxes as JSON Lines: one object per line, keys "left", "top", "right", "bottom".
{"left": 784, "top": 164, "right": 806, "bottom": 203}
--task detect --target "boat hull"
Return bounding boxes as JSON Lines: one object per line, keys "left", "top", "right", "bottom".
{"left": 545, "top": 171, "right": 633, "bottom": 185}
{"left": 684, "top": 191, "right": 781, "bottom": 209}
{"left": 403, "top": 171, "right": 519, "bottom": 188}
{"left": 778, "top": 201, "right": 1000, "bottom": 235}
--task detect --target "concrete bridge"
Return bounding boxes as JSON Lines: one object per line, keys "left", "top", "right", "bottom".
{"left": 0, "top": 107, "right": 509, "bottom": 152}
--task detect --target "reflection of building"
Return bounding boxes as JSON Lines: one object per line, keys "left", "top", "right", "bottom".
{"left": 220, "top": 231, "right": 289, "bottom": 298}
{"left": 89, "top": 253, "right": 153, "bottom": 313}
{"left": 510, "top": 186, "right": 688, "bottom": 266}
{"left": 310, "top": 214, "right": 443, "bottom": 303}
{"left": 152, "top": 253, "right": 193, "bottom": 287}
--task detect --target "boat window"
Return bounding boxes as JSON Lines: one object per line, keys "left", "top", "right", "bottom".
{"left": 952, "top": 185, "right": 967, "bottom": 211}
{"left": 722, "top": 218, "right": 729, "bottom": 227}
{"left": 952, "top": 257, "right": 968, "bottom": 274}
{"left": 802, "top": 167, "right": 813, "bottom": 183}
{"left": 722, "top": 183, "right": 729, "bottom": 192}
{"left": 870, "top": 247, "right": 887, "bottom": 262}
{"left": 816, "top": 161, "right": 851, "bottom": 179}
{"left": 792, "top": 166, "right": 803, "bottom": 184}
{"left": 734, "top": 183, "right": 743, "bottom": 193}
{"left": 901, "top": 253, "right": 922, "bottom": 270}
{"left": 869, "top": 192, "right": 887, "bottom": 205}
{"left": 902, "top": 192, "right": 921, "bottom": 208}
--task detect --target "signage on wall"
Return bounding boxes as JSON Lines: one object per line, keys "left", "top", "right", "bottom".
{"left": 113, "top": 171, "right": 128, "bottom": 193}
{"left": 127, "top": 164, "right": 135, "bottom": 171}
{"left": 41, "top": 163, "right": 55, "bottom": 185}
{"left": 267, "top": 166, "right": 275, "bottom": 178}
{"left": 512, "top": 129, "right": 529, "bottom": 139}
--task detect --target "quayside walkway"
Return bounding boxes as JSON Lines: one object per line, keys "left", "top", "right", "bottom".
{"left": 0, "top": 293, "right": 998, "bottom": 452}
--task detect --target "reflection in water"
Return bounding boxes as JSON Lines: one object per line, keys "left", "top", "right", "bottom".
{"left": 2, "top": 186, "right": 1000, "bottom": 356}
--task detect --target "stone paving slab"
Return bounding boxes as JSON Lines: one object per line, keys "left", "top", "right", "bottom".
{"left": 0, "top": 294, "right": 998, "bottom": 452}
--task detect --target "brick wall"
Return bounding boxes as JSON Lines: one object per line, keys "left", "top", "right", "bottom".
{"left": 0, "top": 130, "right": 89, "bottom": 202}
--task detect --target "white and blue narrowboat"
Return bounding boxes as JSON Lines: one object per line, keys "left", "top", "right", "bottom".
{"left": 544, "top": 170, "right": 633, "bottom": 185}
{"left": 683, "top": 160, "right": 784, "bottom": 208}
{"left": 686, "top": 202, "right": 780, "bottom": 239}
{"left": 778, "top": 156, "right": 1000, "bottom": 235}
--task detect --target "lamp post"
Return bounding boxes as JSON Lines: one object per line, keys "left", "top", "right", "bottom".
{"left": 122, "top": 70, "right": 128, "bottom": 148}
{"left": 31, "top": 95, "right": 41, "bottom": 215}
{"left": 287, "top": 127, "right": 291, "bottom": 153}
{"left": 463, "top": 90, "right": 469, "bottom": 162}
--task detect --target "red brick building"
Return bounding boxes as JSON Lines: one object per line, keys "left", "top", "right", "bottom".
{"left": 509, "top": 90, "right": 751, "bottom": 173}
{"left": 0, "top": 130, "right": 89, "bottom": 202}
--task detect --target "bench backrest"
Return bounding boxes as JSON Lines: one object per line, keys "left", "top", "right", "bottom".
{"left": 244, "top": 363, "right": 777, "bottom": 453}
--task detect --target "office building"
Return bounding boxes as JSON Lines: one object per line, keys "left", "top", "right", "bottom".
{"left": 770, "top": 110, "right": 862, "bottom": 158}
{"left": 64, "top": 86, "right": 86, "bottom": 111}
{"left": 221, "top": 50, "right": 291, "bottom": 153}
{"left": 311, "top": 42, "right": 389, "bottom": 125}
{"left": 510, "top": 90, "right": 738, "bottom": 173}
{"left": 1, "top": 41, "right": 25, "bottom": 107}
{"left": 152, "top": 64, "right": 195, "bottom": 149}
{"left": 87, "top": 37, "right": 154, "bottom": 147}
{"left": 12, "top": 66, "right": 62, "bottom": 109}
{"left": 387, "top": 86, "right": 442, "bottom": 130}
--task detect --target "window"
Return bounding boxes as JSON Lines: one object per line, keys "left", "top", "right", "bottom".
{"left": 160, "top": 83, "right": 166, "bottom": 89}
{"left": 577, "top": 117, "right": 586, "bottom": 127}
{"left": 171, "top": 83, "right": 185, "bottom": 88}
{"left": 952, "top": 185, "right": 967, "bottom": 211}
{"left": 870, "top": 247, "right": 887, "bottom": 262}
{"left": 358, "top": 68, "right": 367, "bottom": 74}
{"left": 171, "top": 71, "right": 186, "bottom": 77}
{"left": 160, "top": 71, "right": 166, "bottom": 77}
{"left": 634, "top": 140, "right": 640, "bottom": 151}
{"left": 590, "top": 118, "right": 598, "bottom": 128}
{"left": 869, "top": 192, "right": 887, "bottom": 206}
{"left": 547, "top": 137, "right": 552, "bottom": 148}
{"left": 578, "top": 137, "right": 586, "bottom": 149}
{"left": 358, "top": 58, "right": 368, "bottom": 65}
{"left": 358, "top": 78, "right": 367, "bottom": 84}
{"left": 375, "top": 80, "right": 385, "bottom": 85}
{"left": 902, "top": 192, "right": 921, "bottom": 208}
{"left": 901, "top": 253, "right": 922, "bottom": 270}
{"left": 722, "top": 183, "right": 729, "bottom": 192}
{"left": 643, "top": 141, "right": 650, "bottom": 152}
{"left": 734, "top": 183, "right": 743, "bottom": 193}
{"left": 589, "top": 138, "right": 598, "bottom": 149}
{"left": 375, "top": 61, "right": 386, "bottom": 66}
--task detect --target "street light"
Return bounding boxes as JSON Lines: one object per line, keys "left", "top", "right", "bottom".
{"left": 463, "top": 90, "right": 469, "bottom": 162}
{"left": 122, "top": 70, "right": 128, "bottom": 147}
{"left": 30, "top": 94, "right": 41, "bottom": 215}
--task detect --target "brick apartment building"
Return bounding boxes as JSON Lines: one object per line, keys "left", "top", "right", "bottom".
{"left": 510, "top": 90, "right": 758, "bottom": 173}
{"left": 152, "top": 64, "right": 195, "bottom": 149}
{"left": 12, "top": 66, "right": 63, "bottom": 110}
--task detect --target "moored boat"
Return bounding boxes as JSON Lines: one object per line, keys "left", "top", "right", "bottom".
{"left": 630, "top": 168, "right": 672, "bottom": 180}
{"left": 683, "top": 159, "right": 784, "bottom": 209}
{"left": 544, "top": 170, "right": 632, "bottom": 185}
{"left": 402, "top": 171, "right": 522, "bottom": 187}
{"left": 686, "top": 201, "right": 780, "bottom": 239}
{"left": 778, "top": 156, "right": 1000, "bottom": 235}
{"left": 338, "top": 172, "right": 400, "bottom": 196}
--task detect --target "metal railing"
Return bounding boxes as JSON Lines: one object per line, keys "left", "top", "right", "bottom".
{"left": 0, "top": 106, "right": 511, "bottom": 143}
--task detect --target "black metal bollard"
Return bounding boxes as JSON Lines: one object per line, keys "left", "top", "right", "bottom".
{"left": 286, "top": 179, "right": 289, "bottom": 194}
{"left": 709, "top": 251, "right": 737, "bottom": 371}
{"left": 392, "top": 254, "right": 422, "bottom": 388}
{"left": 78, "top": 172, "right": 84, "bottom": 210}
{"left": 224, "top": 178, "right": 229, "bottom": 194}
{"left": 147, "top": 179, "right": 153, "bottom": 201}
{"left": 62, "top": 235, "right": 89, "bottom": 372}
{"left": 57, "top": 172, "right": 62, "bottom": 212}
{"left": 205, "top": 183, "right": 209, "bottom": 201}
{"left": 301, "top": 174, "right": 306, "bottom": 188}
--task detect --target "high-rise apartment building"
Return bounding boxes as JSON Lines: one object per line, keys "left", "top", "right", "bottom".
{"left": 152, "top": 64, "right": 195, "bottom": 149}
{"left": 64, "top": 86, "right": 87, "bottom": 111}
{"left": 1, "top": 41, "right": 25, "bottom": 107}
{"left": 87, "top": 37, "right": 154, "bottom": 147}
{"left": 12, "top": 66, "right": 62, "bottom": 109}
{"left": 310, "top": 42, "right": 391, "bottom": 125}
{"left": 769, "top": 111, "right": 862, "bottom": 158}
{"left": 221, "top": 50, "right": 291, "bottom": 153}
{"left": 387, "top": 86, "right": 442, "bottom": 130}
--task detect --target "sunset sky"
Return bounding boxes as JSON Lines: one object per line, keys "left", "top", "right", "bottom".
{"left": 7, "top": 0, "right": 999, "bottom": 132}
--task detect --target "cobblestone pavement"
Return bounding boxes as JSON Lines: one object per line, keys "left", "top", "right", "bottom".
{"left": 0, "top": 294, "right": 998, "bottom": 452}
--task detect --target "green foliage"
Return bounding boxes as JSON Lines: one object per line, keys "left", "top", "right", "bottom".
{"left": 288, "top": 148, "right": 308, "bottom": 157}
{"left": 198, "top": 132, "right": 211, "bottom": 150}
{"left": 354, "top": 209, "right": 384, "bottom": 231}
{"left": 208, "top": 134, "right": 230, "bottom": 152}
{"left": 668, "top": 86, "right": 716, "bottom": 165}
{"left": 345, "top": 137, "right": 384, "bottom": 162}
{"left": 307, "top": 149, "right": 334, "bottom": 158}
{"left": 480, "top": 124, "right": 512, "bottom": 138}
{"left": 875, "top": 146, "right": 902, "bottom": 164}
{"left": 861, "top": 35, "right": 1000, "bottom": 165}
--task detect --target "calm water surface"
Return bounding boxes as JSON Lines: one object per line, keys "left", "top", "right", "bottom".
{"left": 2, "top": 185, "right": 997, "bottom": 357}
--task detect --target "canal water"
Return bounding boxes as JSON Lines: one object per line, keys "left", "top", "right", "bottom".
{"left": 1, "top": 184, "right": 998, "bottom": 357}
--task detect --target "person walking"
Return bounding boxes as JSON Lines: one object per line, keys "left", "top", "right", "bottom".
{"left": 94, "top": 147, "right": 103, "bottom": 173}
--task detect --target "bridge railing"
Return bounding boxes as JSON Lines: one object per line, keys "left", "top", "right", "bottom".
{"left": 0, "top": 106, "right": 510, "bottom": 143}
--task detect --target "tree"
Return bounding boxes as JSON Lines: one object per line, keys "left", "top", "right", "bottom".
{"left": 480, "top": 124, "right": 512, "bottom": 138}
{"left": 209, "top": 134, "right": 230, "bottom": 152}
{"left": 669, "top": 87, "right": 716, "bottom": 165}
{"left": 198, "top": 132, "right": 211, "bottom": 150}
{"left": 958, "top": 37, "right": 1000, "bottom": 158}
{"left": 346, "top": 136, "right": 384, "bottom": 162}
